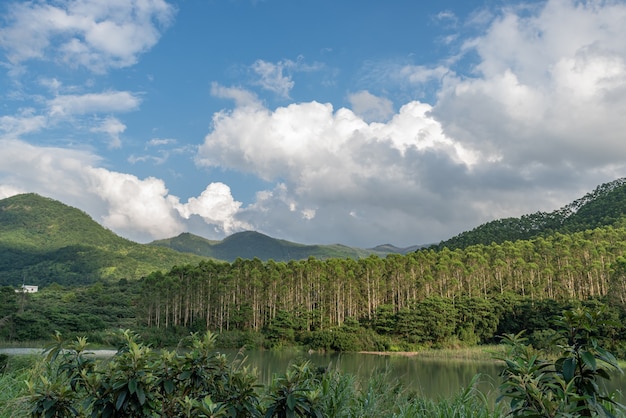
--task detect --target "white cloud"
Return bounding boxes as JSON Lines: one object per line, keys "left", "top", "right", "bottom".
{"left": 84, "top": 167, "right": 185, "bottom": 240}
{"left": 211, "top": 83, "right": 262, "bottom": 108}
{"left": 196, "top": 93, "right": 484, "bottom": 245}
{"left": 347, "top": 90, "right": 394, "bottom": 123}
{"left": 48, "top": 91, "right": 141, "bottom": 117}
{"left": 251, "top": 59, "right": 296, "bottom": 98}
{"left": 0, "top": 0, "right": 175, "bottom": 73}
{"left": 90, "top": 116, "right": 126, "bottom": 148}
{"left": 194, "top": 0, "right": 626, "bottom": 246}
{"left": 249, "top": 57, "right": 324, "bottom": 98}
{"left": 147, "top": 138, "right": 177, "bottom": 147}
{"left": 434, "top": 0, "right": 626, "bottom": 167}
{"left": 0, "top": 138, "right": 246, "bottom": 243}
{"left": 400, "top": 65, "right": 450, "bottom": 85}
{"left": 173, "top": 183, "right": 247, "bottom": 234}
{"left": 0, "top": 111, "right": 47, "bottom": 136}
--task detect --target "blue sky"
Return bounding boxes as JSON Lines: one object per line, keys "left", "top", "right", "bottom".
{"left": 2, "top": 0, "right": 626, "bottom": 248}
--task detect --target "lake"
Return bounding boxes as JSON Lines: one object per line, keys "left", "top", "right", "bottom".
{"left": 3, "top": 348, "right": 625, "bottom": 403}
{"left": 221, "top": 349, "right": 626, "bottom": 404}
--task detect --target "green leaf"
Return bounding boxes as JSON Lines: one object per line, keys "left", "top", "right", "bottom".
{"left": 115, "top": 390, "right": 127, "bottom": 411}
{"left": 136, "top": 385, "right": 146, "bottom": 405}
{"left": 287, "top": 393, "right": 296, "bottom": 411}
{"left": 164, "top": 379, "right": 175, "bottom": 394}
{"left": 562, "top": 357, "right": 576, "bottom": 382}
{"left": 128, "top": 378, "right": 137, "bottom": 394}
{"left": 580, "top": 351, "right": 597, "bottom": 371}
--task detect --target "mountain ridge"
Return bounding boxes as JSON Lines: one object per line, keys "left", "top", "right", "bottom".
{"left": 434, "top": 178, "right": 626, "bottom": 250}
{"left": 0, "top": 193, "right": 204, "bottom": 287}
{"left": 148, "top": 230, "right": 420, "bottom": 262}
{"left": 3, "top": 177, "right": 626, "bottom": 286}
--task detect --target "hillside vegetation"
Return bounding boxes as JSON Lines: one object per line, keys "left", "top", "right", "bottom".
{"left": 0, "top": 194, "right": 204, "bottom": 286}
{"left": 2, "top": 179, "right": 626, "bottom": 358}
{"left": 434, "top": 178, "right": 626, "bottom": 250}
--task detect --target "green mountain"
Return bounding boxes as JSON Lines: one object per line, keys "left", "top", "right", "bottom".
{"left": 434, "top": 178, "right": 626, "bottom": 250}
{"left": 149, "top": 231, "right": 415, "bottom": 262}
{"left": 0, "top": 193, "right": 204, "bottom": 287}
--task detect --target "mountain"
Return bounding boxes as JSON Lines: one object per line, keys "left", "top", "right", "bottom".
{"left": 149, "top": 231, "right": 413, "bottom": 262}
{"left": 0, "top": 193, "right": 204, "bottom": 287}
{"left": 434, "top": 178, "right": 626, "bottom": 250}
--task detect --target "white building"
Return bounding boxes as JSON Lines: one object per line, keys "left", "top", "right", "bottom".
{"left": 15, "top": 284, "right": 38, "bottom": 293}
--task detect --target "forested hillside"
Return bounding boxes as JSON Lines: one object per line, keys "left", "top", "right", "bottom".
{"left": 139, "top": 225, "right": 626, "bottom": 333}
{"left": 435, "top": 178, "right": 626, "bottom": 250}
{"left": 0, "top": 193, "right": 204, "bottom": 286}
{"left": 3, "top": 180, "right": 626, "bottom": 355}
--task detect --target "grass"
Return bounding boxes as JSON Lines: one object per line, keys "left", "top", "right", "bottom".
{"left": 362, "top": 344, "right": 507, "bottom": 362}
{"left": 414, "top": 344, "right": 507, "bottom": 361}
{"left": 0, "top": 355, "right": 37, "bottom": 418}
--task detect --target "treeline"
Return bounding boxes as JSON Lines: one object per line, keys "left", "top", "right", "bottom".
{"left": 4, "top": 224, "right": 626, "bottom": 353}
{"left": 139, "top": 225, "right": 626, "bottom": 336}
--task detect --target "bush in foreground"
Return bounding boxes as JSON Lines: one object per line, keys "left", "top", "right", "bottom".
{"left": 12, "top": 306, "right": 625, "bottom": 417}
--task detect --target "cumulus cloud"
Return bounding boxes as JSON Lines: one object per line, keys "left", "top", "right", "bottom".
{"left": 173, "top": 183, "right": 247, "bottom": 234}
{"left": 0, "top": 0, "right": 175, "bottom": 73}
{"left": 0, "top": 138, "right": 246, "bottom": 243}
{"left": 434, "top": 0, "right": 626, "bottom": 168}
{"left": 196, "top": 94, "right": 485, "bottom": 245}
{"left": 347, "top": 91, "right": 394, "bottom": 123}
{"left": 191, "top": 0, "right": 626, "bottom": 246}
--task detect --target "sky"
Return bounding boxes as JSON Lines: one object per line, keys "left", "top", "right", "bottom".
{"left": 1, "top": 0, "right": 626, "bottom": 248}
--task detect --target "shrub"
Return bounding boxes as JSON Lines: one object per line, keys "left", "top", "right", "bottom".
{"left": 498, "top": 306, "right": 625, "bottom": 417}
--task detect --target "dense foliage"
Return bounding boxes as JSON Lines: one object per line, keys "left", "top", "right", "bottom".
{"left": 3, "top": 180, "right": 626, "bottom": 355}
{"left": 0, "top": 194, "right": 204, "bottom": 287}
{"left": 2, "top": 307, "right": 622, "bottom": 417}
{"left": 498, "top": 307, "right": 624, "bottom": 417}
{"left": 3, "top": 234, "right": 626, "bottom": 356}
{"left": 1, "top": 329, "right": 502, "bottom": 418}
{"left": 119, "top": 225, "right": 626, "bottom": 352}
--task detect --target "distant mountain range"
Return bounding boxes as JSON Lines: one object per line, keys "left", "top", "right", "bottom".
{"left": 0, "top": 193, "right": 419, "bottom": 286}
{"left": 149, "top": 231, "right": 422, "bottom": 262}
{"left": 2, "top": 177, "right": 626, "bottom": 287}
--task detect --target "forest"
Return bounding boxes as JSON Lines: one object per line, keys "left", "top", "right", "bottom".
{"left": 3, "top": 179, "right": 626, "bottom": 355}
{"left": 3, "top": 223, "right": 626, "bottom": 356}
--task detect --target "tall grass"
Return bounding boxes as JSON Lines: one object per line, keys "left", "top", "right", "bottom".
{"left": 0, "top": 356, "right": 36, "bottom": 418}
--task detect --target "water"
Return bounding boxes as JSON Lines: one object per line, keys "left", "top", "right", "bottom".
{"left": 237, "top": 350, "right": 503, "bottom": 397}
{"left": 224, "top": 349, "right": 626, "bottom": 403}
{"left": 3, "top": 348, "right": 624, "bottom": 402}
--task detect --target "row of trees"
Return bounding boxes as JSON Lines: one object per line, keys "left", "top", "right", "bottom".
{"left": 138, "top": 225, "right": 626, "bottom": 335}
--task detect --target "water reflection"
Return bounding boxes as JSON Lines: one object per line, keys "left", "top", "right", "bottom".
{"left": 223, "top": 349, "right": 625, "bottom": 403}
